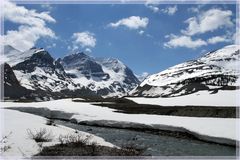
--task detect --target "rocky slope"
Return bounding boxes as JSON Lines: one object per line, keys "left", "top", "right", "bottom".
{"left": 130, "top": 45, "right": 240, "bottom": 97}
{"left": 3, "top": 63, "right": 31, "bottom": 100}
{"left": 11, "top": 48, "right": 79, "bottom": 92}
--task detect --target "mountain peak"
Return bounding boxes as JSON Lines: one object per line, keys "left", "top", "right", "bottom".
{"left": 199, "top": 44, "right": 240, "bottom": 63}
{"left": 61, "top": 51, "right": 91, "bottom": 68}
{"left": 29, "top": 46, "right": 37, "bottom": 50}
{"left": 32, "top": 50, "right": 54, "bottom": 62}
{"left": 60, "top": 52, "right": 139, "bottom": 97}
{"left": 4, "top": 45, "right": 20, "bottom": 53}
{"left": 69, "top": 51, "right": 89, "bottom": 58}
{"left": 4, "top": 44, "right": 15, "bottom": 50}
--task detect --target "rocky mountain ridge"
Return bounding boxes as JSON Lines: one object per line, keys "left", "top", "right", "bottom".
{"left": 130, "top": 45, "right": 240, "bottom": 97}
{"left": 3, "top": 45, "right": 139, "bottom": 100}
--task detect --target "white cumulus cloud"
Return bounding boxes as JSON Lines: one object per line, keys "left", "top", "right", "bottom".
{"left": 162, "top": 5, "right": 178, "bottom": 15}
{"left": 144, "top": 0, "right": 159, "bottom": 13}
{"left": 207, "top": 36, "right": 231, "bottom": 44}
{"left": 41, "top": 4, "right": 53, "bottom": 11}
{"left": 108, "top": 16, "right": 149, "bottom": 30}
{"left": 163, "top": 8, "right": 235, "bottom": 49}
{"left": 147, "top": 5, "right": 159, "bottom": 13}
{"left": 85, "top": 48, "right": 92, "bottom": 53}
{"left": 164, "top": 34, "right": 207, "bottom": 49}
{"left": 1, "top": 1, "right": 56, "bottom": 51}
{"left": 3, "top": 1, "right": 56, "bottom": 25}
{"left": 72, "top": 31, "right": 96, "bottom": 49}
{"left": 138, "top": 30, "right": 145, "bottom": 35}
{"left": 145, "top": 3, "right": 159, "bottom": 13}
{"left": 182, "top": 8, "right": 234, "bottom": 36}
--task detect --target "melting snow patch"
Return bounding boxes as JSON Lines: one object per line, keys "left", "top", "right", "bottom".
{"left": 0, "top": 109, "right": 114, "bottom": 157}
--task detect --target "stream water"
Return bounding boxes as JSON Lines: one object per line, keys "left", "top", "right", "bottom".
{"left": 55, "top": 120, "right": 236, "bottom": 156}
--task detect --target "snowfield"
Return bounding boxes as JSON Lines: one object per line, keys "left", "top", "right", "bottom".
{"left": 0, "top": 99, "right": 239, "bottom": 146}
{"left": 128, "top": 90, "right": 240, "bottom": 107}
{"left": 0, "top": 109, "right": 114, "bottom": 157}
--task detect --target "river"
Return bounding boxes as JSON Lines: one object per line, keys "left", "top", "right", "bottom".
{"left": 55, "top": 120, "right": 236, "bottom": 156}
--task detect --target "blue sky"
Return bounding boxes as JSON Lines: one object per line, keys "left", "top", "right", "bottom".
{"left": 3, "top": 2, "right": 237, "bottom": 76}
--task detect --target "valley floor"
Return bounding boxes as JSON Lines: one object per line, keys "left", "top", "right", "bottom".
{"left": 0, "top": 97, "right": 239, "bottom": 147}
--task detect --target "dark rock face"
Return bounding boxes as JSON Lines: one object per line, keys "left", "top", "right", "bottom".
{"left": 13, "top": 50, "right": 67, "bottom": 78}
{"left": 60, "top": 52, "right": 87, "bottom": 67}
{"left": 3, "top": 63, "right": 30, "bottom": 99}
{"left": 61, "top": 53, "right": 109, "bottom": 80}
{"left": 123, "top": 67, "right": 140, "bottom": 85}
{"left": 13, "top": 51, "right": 55, "bottom": 73}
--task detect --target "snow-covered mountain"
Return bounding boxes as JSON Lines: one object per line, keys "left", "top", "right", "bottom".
{"left": 3, "top": 45, "right": 139, "bottom": 99}
{"left": 11, "top": 48, "right": 81, "bottom": 92}
{"left": 130, "top": 45, "right": 240, "bottom": 97}
{"left": 3, "top": 46, "right": 97, "bottom": 100}
{"left": 60, "top": 52, "right": 139, "bottom": 97}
